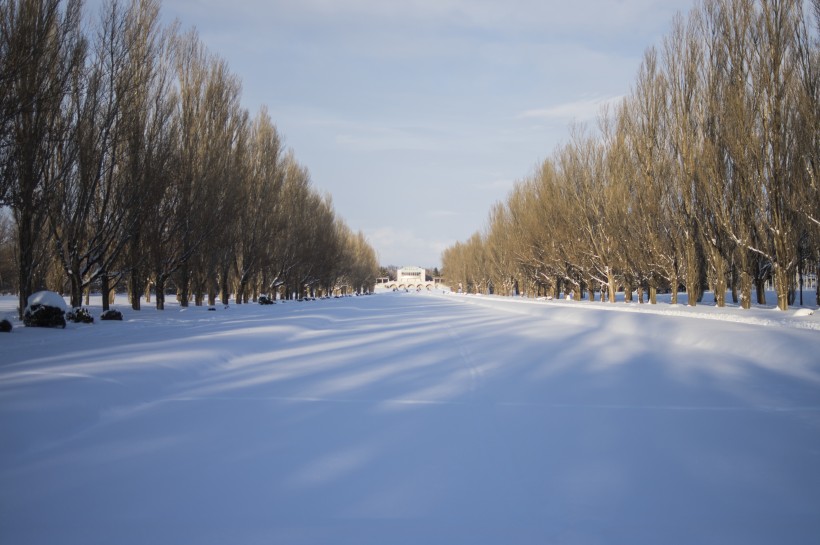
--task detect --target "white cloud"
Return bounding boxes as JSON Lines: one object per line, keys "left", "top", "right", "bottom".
{"left": 519, "top": 95, "right": 626, "bottom": 123}
{"left": 335, "top": 126, "right": 442, "bottom": 153}
{"left": 427, "top": 209, "right": 460, "bottom": 218}
{"left": 478, "top": 179, "right": 516, "bottom": 191}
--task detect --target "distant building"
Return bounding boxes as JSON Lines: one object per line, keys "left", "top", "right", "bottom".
{"left": 397, "top": 266, "right": 425, "bottom": 285}
{"left": 385, "top": 266, "right": 438, "bottom": 291}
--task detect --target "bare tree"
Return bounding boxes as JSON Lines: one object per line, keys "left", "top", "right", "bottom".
{"left": 120, "top": 0, "right": 176, "bottom": 310}
{"left": 484, "top": 202, "right": 518, "bottom": 296}
{"left": 47, "top": 0, "right": 155, "bottom": 309}
{"left": 143, "top": 29, "right": 240, "bottom": 310}
{"left": 442, "top": 0, "right": 817, "bottom": 312}
{"left": 1, "top": 0, "right": 84, "bottom": 317}
{"left": 746, "top": 0, "right": 808, "bottom": 310}
{"left": 234, "top": 107, "right": 282, "bottom": 303}
{"left": 442, "top": 240, "right": 468, "bottom": 294}
{"left": 663, "top": 11, "right": 710, "bottom": 306}
{"left": 0, "top": 210, "right": 15, "bottom": 292}
{"left": 343, "top": 229, "right": 378, "bottom": 293}
{"left": 798, "top": 0, "right": 820, "bottom": 304}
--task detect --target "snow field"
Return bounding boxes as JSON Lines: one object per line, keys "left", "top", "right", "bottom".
{"left": 1, "top": 292, "right": 819, "bottom": 544}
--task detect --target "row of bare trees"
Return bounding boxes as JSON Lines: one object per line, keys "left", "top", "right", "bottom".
{"left": 1, "top": 0, "right": 378, "bottom": 317}
{"left": 443, "top": 0, "right": 819, "bottom": 310}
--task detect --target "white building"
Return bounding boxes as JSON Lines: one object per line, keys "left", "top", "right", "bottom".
{"left": 386, "top": 266, "right": 437, "bottom": 291}
{"left": 397, "top": 266, "right": 425, "bottom": 285}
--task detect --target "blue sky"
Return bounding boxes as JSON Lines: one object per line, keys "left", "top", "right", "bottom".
{"left": 96, "top": 0, "right": 696, "bottom": 268}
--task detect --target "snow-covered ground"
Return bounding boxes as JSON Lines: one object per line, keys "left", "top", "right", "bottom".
{"left": 1, "top": 292, "right": 819, "bottom": 545}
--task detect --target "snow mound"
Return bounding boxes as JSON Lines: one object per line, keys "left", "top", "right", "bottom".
{"left": 26, "top": 290, "right": 68, "bottom": 312}
{"left": 793, "top": 308, "right": 814, "bottom": 317}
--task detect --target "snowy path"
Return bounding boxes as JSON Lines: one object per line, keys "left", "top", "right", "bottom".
{"left": 1, "top": 293, "right": 819, "bottom": 544}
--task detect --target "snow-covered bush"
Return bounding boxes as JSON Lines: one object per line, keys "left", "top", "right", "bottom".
{"left": 100, "top": 309, "right": 123, "bottom": 321}
{"left": 258, "top": 295, "right": 275, "bottom": 305}
{"left": 0, "top": 319, "right": 11, "bottom": 333}
{"left": 67, "top": 307, "right": 94, "bottom": 324}
{"left": 26, "top": 291, "right": 68, "bottom": 311}
{"left": 23, "top": 291, "right": 67, "bottom": 329}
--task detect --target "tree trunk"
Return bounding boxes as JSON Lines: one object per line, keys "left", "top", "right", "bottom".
{"left": 755, "top": 277, "right": 767, "bottom": 305}
{"left": 260, "top": 271, "right": 269, "bottom": 300}
{"left": 69, "top": 271, "right": 83, "bottom": 309}
{"left": 730, "top": 262, "right": 739, "bottom": 305}
{"left": 773, "top": 264, "right": 790, "bottom": 311}
{"left": 797, "top": 259, "right": 803, "bottom": 307}
{"left": 816, "top": 262, "right": 820, "bottom": 306}
{"left": 713, "top": 256, "right": 727, "bottom": 308}
{"left": 237, "top": 278, "right": 247, "bottom": 304}
{"left": 607, "top": 268, "right": 617, "bottom": 303}
{"left": 220, "top": 268, "right": 230, "bottom": 306}
{"left": 178, "top": 269, "right": 190, "bottom": 308}
{"left": 685, "top": 238, "right": 700, "bottom": 307}
{"left": 739, "top": 268, "right": 752, "bottom": 310}
{"left": 208, "top": 275, "right": 217, "bottom": 306}
{"left": 191, "top": 274, "right": 204, "bottom": 306}
{"left": 101, "top": 273, "right": 110, "bottom": 312}
{"left": 129, "top": 269, "right": 142, "bottom": 310}
{"left": 16, "top": 209, "right": 35, "bottom": 319}
{"left": 670, "top": 264, "right": 679, "bottom": 305}
{"left": 155, "top": 276, "right": 166, "bottom": 310}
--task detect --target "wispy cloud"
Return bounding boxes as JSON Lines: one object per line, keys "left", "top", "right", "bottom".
{"left": 518, "top": 95, "right": 625, "bottom": 123}
{"left": 427, "top": 209, "right": 460, "bottom": 218}
{"left": 478, "top": 179, "right": 515, "bottom": 191}
{"left": 335, "top": 127, "right": 442, "bottom": 153}
{"left": 253, "top": 0, "right": 690, "bottom": 38}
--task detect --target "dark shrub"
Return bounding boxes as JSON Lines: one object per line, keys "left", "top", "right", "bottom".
{"left": 0, "top": 319, "right": 12, "bottom": 333}
{"left": 24, "top": 305, "right": 66, "bottom": 328}
{"left": 100, "top": 309, "right": 123, "bottom": 321}
{"left": 67, "top": 307, "right": 94, "bottom": 324}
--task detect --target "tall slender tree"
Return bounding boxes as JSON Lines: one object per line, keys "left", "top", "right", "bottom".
{"left": 1, "top": 0, "right": 84, "bottom": 318}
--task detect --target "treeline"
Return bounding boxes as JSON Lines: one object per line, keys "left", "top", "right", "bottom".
{"left": 1, "top": 0, "right": 378, "bottom": 317}
{"left": 443, "top": 0, "right": 819, "bottom": 310}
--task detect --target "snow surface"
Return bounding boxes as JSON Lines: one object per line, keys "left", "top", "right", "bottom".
{"left": 1, "top": 292, "right": 819, "bottom": 545}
